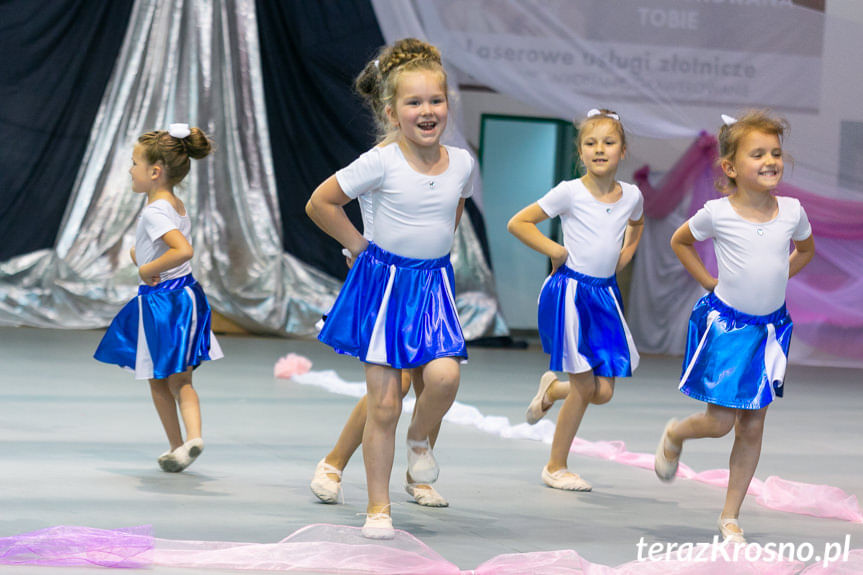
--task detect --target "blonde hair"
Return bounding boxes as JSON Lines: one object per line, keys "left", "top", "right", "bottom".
{"left": 717, "top": 109, "right": 789, "bottom": 193}
{"left": 137, "top": 127, "right": 213, "bottom": 186}
{"left": 575, "top": 108, "right": 626, "bottom": 150}
{"left": 354, "top": 38, "right": 447, "bottom": 143}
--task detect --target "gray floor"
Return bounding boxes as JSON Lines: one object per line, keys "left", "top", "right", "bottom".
{"left": 1, "top": 326, "right": 861, "bottom": 574}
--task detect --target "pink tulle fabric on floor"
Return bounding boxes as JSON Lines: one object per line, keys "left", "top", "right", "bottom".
{"left": 152, "top": 524, "right": 461, "bottom": 574}
{"left": 799, "top": 549, "right": 863, "bottom": 574}
{"left": 1, "top": 524, "right": 859, "bottom": 574}
{"left": 273, "top": 353, "right": 312, "bottom": 379}
{"left": 0, "top": 525, "right": 152, "bottom": 568}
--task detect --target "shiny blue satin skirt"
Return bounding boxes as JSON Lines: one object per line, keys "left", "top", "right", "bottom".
{"left": 94, "top": 274, "right": 223, "bottom": 379}
{"left": 537, "top": 266, "right": 639, "bottom": 377}
{"left": 318, "top": 242, "right": 466, "bottom": 369}
{"left": 679, "top": 292, "right": 792, "bottom": 410}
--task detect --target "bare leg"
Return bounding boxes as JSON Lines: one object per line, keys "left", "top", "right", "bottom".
{"left": 722, "top": 407, "right": 768, "bottom": 531}
{"left": 547, "top": 372, "right": 614, "bottom": 472}
{"left": 539, "top": 375, "right": 572, "bottom": 411}
{"left": 408, "top": 367, "right": 442, "bottom": 448}
{"left": 324, "top": 396, "right": 367, "bottom": 472}
{"left": 363, "top": 363, "right": 403, "bottom": 515}
{"left": 406, "top": 367, "right": 444, "bottom": 491}
{"left": 150, "top": 378, "right": 183, "bottom": 450}
{"left": 323, "top": 371, "right": 412, "bottom": 478}
{"left": 167, "top": 368, "right": 201, "bottom": 440}
{"left": 664, "top": 403, "right": 737, "bottom": 459}
{"left": 406, "top": 358, "right": 459, "bottom": 444}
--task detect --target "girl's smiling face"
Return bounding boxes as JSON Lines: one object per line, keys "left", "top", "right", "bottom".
{"left": 723, "top": 130, "right": 784, "bottom": 193}
{"left": 388, "top": 69, "right": 448, "bottom": 149}
{"left": 578, "top": 119, "right": 625, "bottom": 178}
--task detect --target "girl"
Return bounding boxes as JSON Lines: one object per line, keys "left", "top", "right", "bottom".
{"left": 95, "top": 124, "right": 222, "bottom": 473}
{"left": 654, "top": 111, "right": 815, "bottom": 544}
{"left": 311, "top": 178, "right": 447, "bottom": 509}
{"left": 508, "top": 109, "right": 643, "bottom": 491}
{"left": 305, "top": 38, "right": 473, "bottom": 538}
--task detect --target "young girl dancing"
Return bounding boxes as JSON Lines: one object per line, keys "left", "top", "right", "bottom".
{"left": 509, "top": 109, "right": 643, "bottom": 491}
{"left": 95, "top": 124, "right": 222, "bottom": 473}
{"left": 306, "top": 38, "right": 473, "bottom": 538}
{"left": 311, "top": 203, "right": 447, "bottom": 509}
{"left": 654, "top": 111, "right": 815, "bottom": 543}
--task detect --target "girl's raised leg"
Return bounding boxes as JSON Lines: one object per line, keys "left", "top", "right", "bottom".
{"left": 405, "top": 358, "right": 459, "bottom": 483}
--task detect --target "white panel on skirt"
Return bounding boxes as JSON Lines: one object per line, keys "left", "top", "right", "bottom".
{"left": 135, "top": 296, "right": 154, "bottom": 380}
{"left": 679, "top": 310, "right": 719, "bottom": 388}
{"left": 763, "top": 323, "right": 785, "bottom": 400}
{"left": 561, "top": 278, "right": 592, "bottom": 375}
{"left": 607, "top": 286, "right": 640, "bottom": 372}
{"left": 366, "top": 264, "right": 397, "bottom": 365}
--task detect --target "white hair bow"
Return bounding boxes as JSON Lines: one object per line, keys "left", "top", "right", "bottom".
{"left": 721, "top": 114, "right": 737, "bottom": 126}
{"left": 587, "top": 108, "right": 620, "bottom": 121}
{"left": 168, "top": 123, "right": 191, "bottom": 139}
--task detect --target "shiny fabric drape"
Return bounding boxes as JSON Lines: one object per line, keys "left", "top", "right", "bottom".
{"left": 0, "top": 0, "right": 507, "bottom": 340}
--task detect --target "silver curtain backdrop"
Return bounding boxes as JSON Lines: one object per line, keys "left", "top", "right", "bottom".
{"left": 0, "top": 0, "right": 508, "bottom": 340}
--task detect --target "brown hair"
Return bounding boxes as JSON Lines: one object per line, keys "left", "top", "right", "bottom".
{"left": 575, "top": 109, "right": 626, "bottom": 150}
{"left": 717, "top": 109, "right": 789, "bottom": 193}
{"left": 137, "top": 127, "right": 213, "bottom": 186}
{"left": 354, "top": 38, "right": 447, "bottom": 143}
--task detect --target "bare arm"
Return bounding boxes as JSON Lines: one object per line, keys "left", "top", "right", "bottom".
{"left": 305, "top": 175, "right": 368, "bottom": 257}
{"left": 130, "top": 247, "right": 137, "bottom": 266}
{"left": 138, "top": 230, "right": 193, "bottom": 286}
{"left": 789, "top": 234, "right": 815, "bottom": 278}
{"left": 670, "top": 220, "right": 717, "bottom": 291}
{"left": 507, "top": 202, "right": 568, "bottom": 273}
{"left": 616, "top": 216, "right": 644, "bottom": 273}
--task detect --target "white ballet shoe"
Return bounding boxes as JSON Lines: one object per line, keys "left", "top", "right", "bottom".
{"left": 541, "top": 466, "right": 592, "bottom": 491}
{"left": 157, "top": 445, "right": 190, "bottom": 473}
{"left": 718, "top": 516, "right": 746, "bottom": 544}
{"left": 361, "top": 511, "right": 394, "bottom": 539}
{"left": 157, "top": 450, "right": 178, "bottom": 472}
{"left": 310, "top": 458, "right": 343, "bottom": 504}
{"left": 405, "top": 482, "right": 449, "bottom": 507}
{"left": 182, "top": 438, "right": 204, "bottom": 469}
{"left": 654, "top": 418, "right": 681, "bottom": 482}
{"left": 406, "top": 438, "right": 439, "bottom": 484}
{"left": 526, "top": 371, "right": 557, "bottom": 425}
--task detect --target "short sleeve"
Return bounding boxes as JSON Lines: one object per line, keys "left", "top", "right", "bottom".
{"left": 688, "top": 201, "right": 716, "bottom": 241}
{"left": 793, "top": 202, "right": 813, "bottom": 241}
{"left": 336, "top": 147, "right": 385, "bottom": 199}
{"left": 536, "top": 181, "right": 572, "bottom": 218}
{"left": 460, "top": 152, "right": 475, "bottom": 199}
{"left": 142, "top": 201, "right": 179, "bottom": 243}
{"left": 629, "top": 185, "right": 644, "bottom": 221}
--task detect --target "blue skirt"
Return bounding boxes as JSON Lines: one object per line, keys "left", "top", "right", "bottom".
{"left": 537, "top": 266, "right": 639, "bottom": 377}
{"left": 679, "top": 292, "right": 792, "bottom": 410}
{"left": 318, "top": 242, "right": 466, "bottom": 369}
{"left": 94, "top": 274, "right": 223, "bottom": 379}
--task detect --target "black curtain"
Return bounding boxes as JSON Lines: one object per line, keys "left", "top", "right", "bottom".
{"left": 256, "top": 0, "right": 382, "bottom": 280}
{"left": 0, "top": 0, "right": 134, "bottom": 262}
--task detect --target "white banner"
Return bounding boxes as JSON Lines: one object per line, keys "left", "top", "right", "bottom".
{"left": 411, "top": 0, "right": 826, "bottom": 136}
